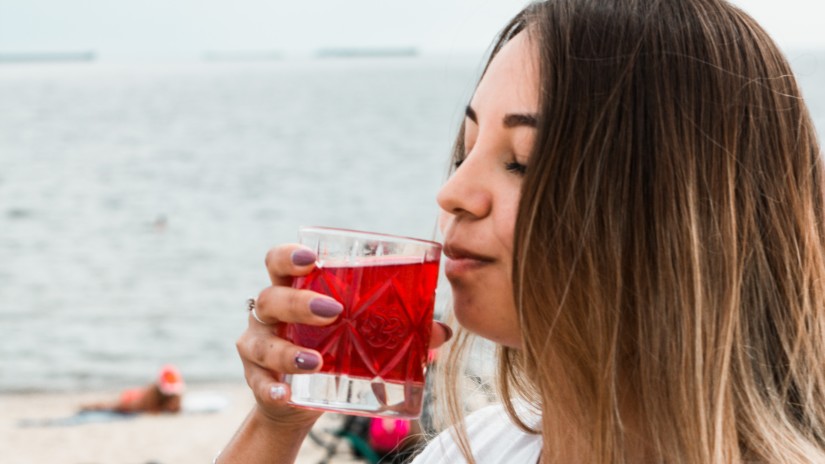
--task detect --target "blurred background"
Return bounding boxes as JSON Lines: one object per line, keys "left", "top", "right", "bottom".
{"left": 0, "top": 0, "right": 823, "bottom": 394}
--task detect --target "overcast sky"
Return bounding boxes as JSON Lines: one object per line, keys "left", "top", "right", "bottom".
{"left": 0, "top": 0, "right": 822, "bottom": 59}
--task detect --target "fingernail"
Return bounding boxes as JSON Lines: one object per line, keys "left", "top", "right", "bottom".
{"left": 291, "top": 249, "right": 316, "bottom": 266}
{"left": 295, "top": 351, "right": 321, "bottom": 370}
{"left": 270, "top": 384, "right": 287, "bottom": 400}
{"left": 309, "top": 298, "right": 343, "bottom": 318}
{"left": 436, "top": 321, "right": 453, "bottom": 342}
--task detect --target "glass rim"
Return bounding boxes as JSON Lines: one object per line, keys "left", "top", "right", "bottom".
{"left": 298, "top": 226, "right": 442, "bottom": 249}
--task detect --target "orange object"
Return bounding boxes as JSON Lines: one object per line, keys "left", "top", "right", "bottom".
{"left": 118, "top": 387, "right": 145, "bottom": 405}
{"left": 157, "top": 364, "right": 185, "bottom": 395}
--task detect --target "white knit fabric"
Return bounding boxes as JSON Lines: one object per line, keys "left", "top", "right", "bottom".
{"left": 412, "top": 404, "right": 542, "bottom": 463}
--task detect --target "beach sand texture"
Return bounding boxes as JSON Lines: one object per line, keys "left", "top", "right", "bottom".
{"left": 0, "top": 383, "right": 364, "bottom": 464}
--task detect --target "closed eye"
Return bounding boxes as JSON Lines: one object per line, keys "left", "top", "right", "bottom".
{"left": 505, "top": 161, "right": 527, "bottom": 175}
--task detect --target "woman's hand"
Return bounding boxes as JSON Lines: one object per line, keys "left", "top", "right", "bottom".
{"left": 235, "top": 243, "right": 335, "bottom": 428}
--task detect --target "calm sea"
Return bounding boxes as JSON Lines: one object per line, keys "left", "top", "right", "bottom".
{"left": 1, "top": 51, "right": 823, "bottom": 393}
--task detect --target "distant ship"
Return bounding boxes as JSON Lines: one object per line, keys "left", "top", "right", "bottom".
{"left": 202, "top": 50, "right": 283, "bottom": 62}
{"left": 315, "top": 47, "right": 418, "bottom": 58}
{"left": 0, "top": 51, "right": 96, "bottom": 63}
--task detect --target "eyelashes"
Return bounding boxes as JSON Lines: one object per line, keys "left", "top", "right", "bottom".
{"left": 452, "top": 157, "right": 527, "bottom": 176}
{"left": 504, "top": 161, "right": 527, "bottom": 175}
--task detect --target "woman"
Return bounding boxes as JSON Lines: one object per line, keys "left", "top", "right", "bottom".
{"left": 220, "top": 0, "right": 825, "bottom": 462}
{"left": 80, "top": 364, "right": 184, "bottom": 414}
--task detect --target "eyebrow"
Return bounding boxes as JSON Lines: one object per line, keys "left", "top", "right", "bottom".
{"left": 465, "top": 105, "right": 537, "bottom": 128}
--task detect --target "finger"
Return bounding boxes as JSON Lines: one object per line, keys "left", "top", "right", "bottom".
{"left": 237, "top": 328, "right": 324, "bottom": 376}
{"left": 265, "top": 244, "right": 318, "bottom": 287}
{"left": 255, "top": 286, "right": 343, "bottom": 325}
{"left": 242, "top": 359, "right": 292, "bottom": 405}
{"left": 428, "top": 320, "right": 454, "bottom": 349}
{"left": 242, "top": 363, "right": 323, "bottom": 427}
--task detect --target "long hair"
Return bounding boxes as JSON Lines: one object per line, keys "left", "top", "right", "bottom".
{"left": 438, "top": 0, "right": 825, "bottom": 462}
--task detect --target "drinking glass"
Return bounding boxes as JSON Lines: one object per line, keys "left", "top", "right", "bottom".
{"left": 284, "top": 226, "right": 441, "bottom": 418}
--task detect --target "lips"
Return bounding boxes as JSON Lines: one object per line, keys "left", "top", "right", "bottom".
{"left": 443, "top": 244, "right": 494, "bottom": 261}
{"left": 443, "top": 243, "right": 494, "bottom": 277}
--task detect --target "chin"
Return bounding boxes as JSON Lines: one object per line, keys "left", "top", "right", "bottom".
{"left": 452, "top": 296, "right": 522, "bottom": 348}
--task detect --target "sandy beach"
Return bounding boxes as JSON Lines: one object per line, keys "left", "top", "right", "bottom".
{"left": 0, "top": 383, "right": 366, "bottom": 464}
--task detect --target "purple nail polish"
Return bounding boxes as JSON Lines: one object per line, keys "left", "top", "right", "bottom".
{"left": 436, "top": 321, "right": 454, "bottom": 342}
{"left": 309, "top": 298, "right": 343, "bottom": 318}
{"left": 291, "top": 249, "right": 316, "bottom": 266}
{"left": 295, "top": 351, "right": 321, "bottom": 370}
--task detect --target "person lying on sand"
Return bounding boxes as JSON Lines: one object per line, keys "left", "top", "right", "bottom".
{"left": 80, "top": 364, "right": 184, "bottom": 414}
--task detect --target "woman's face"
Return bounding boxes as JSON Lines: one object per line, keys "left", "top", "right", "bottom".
{"left": 437, "top": 32, "right": 539, "bottom": 348}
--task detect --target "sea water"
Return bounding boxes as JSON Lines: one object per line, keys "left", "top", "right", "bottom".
{"left": 0, "top": 56, "right": 479, "bottom": 392}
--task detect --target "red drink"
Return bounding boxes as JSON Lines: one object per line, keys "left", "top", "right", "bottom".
{"left": 288, "top": 259, "right": 439, "bottom": 385}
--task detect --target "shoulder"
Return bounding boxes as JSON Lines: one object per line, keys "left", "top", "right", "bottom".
{"left": 411, "top": 404, "right": 542, "bottom": 464}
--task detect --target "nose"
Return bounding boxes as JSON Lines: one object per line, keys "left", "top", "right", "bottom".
{"left": 436, "top": 154, "right": 492, "bottom": 220}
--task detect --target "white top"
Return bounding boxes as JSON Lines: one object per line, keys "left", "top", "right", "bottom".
{"left": 412, "top": 404, "right": 543, "bottom": 463}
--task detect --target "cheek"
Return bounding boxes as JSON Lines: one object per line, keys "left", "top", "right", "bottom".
{"left": 496, "top": 193, "right": 519, "bottom": 257}
{"left": 438, "top": 210, "right": 452, "bottom": 237}
{"left": 438, "top": 210, "right": 448, "bottom": 231}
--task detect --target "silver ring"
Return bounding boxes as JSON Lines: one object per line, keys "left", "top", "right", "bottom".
{"left": 247, "top": 298, "right": 266, "bottom": 325}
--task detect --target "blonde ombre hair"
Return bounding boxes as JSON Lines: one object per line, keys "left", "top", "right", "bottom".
{"left": 436, "top": 0, "right": 825, "bottom": 462}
